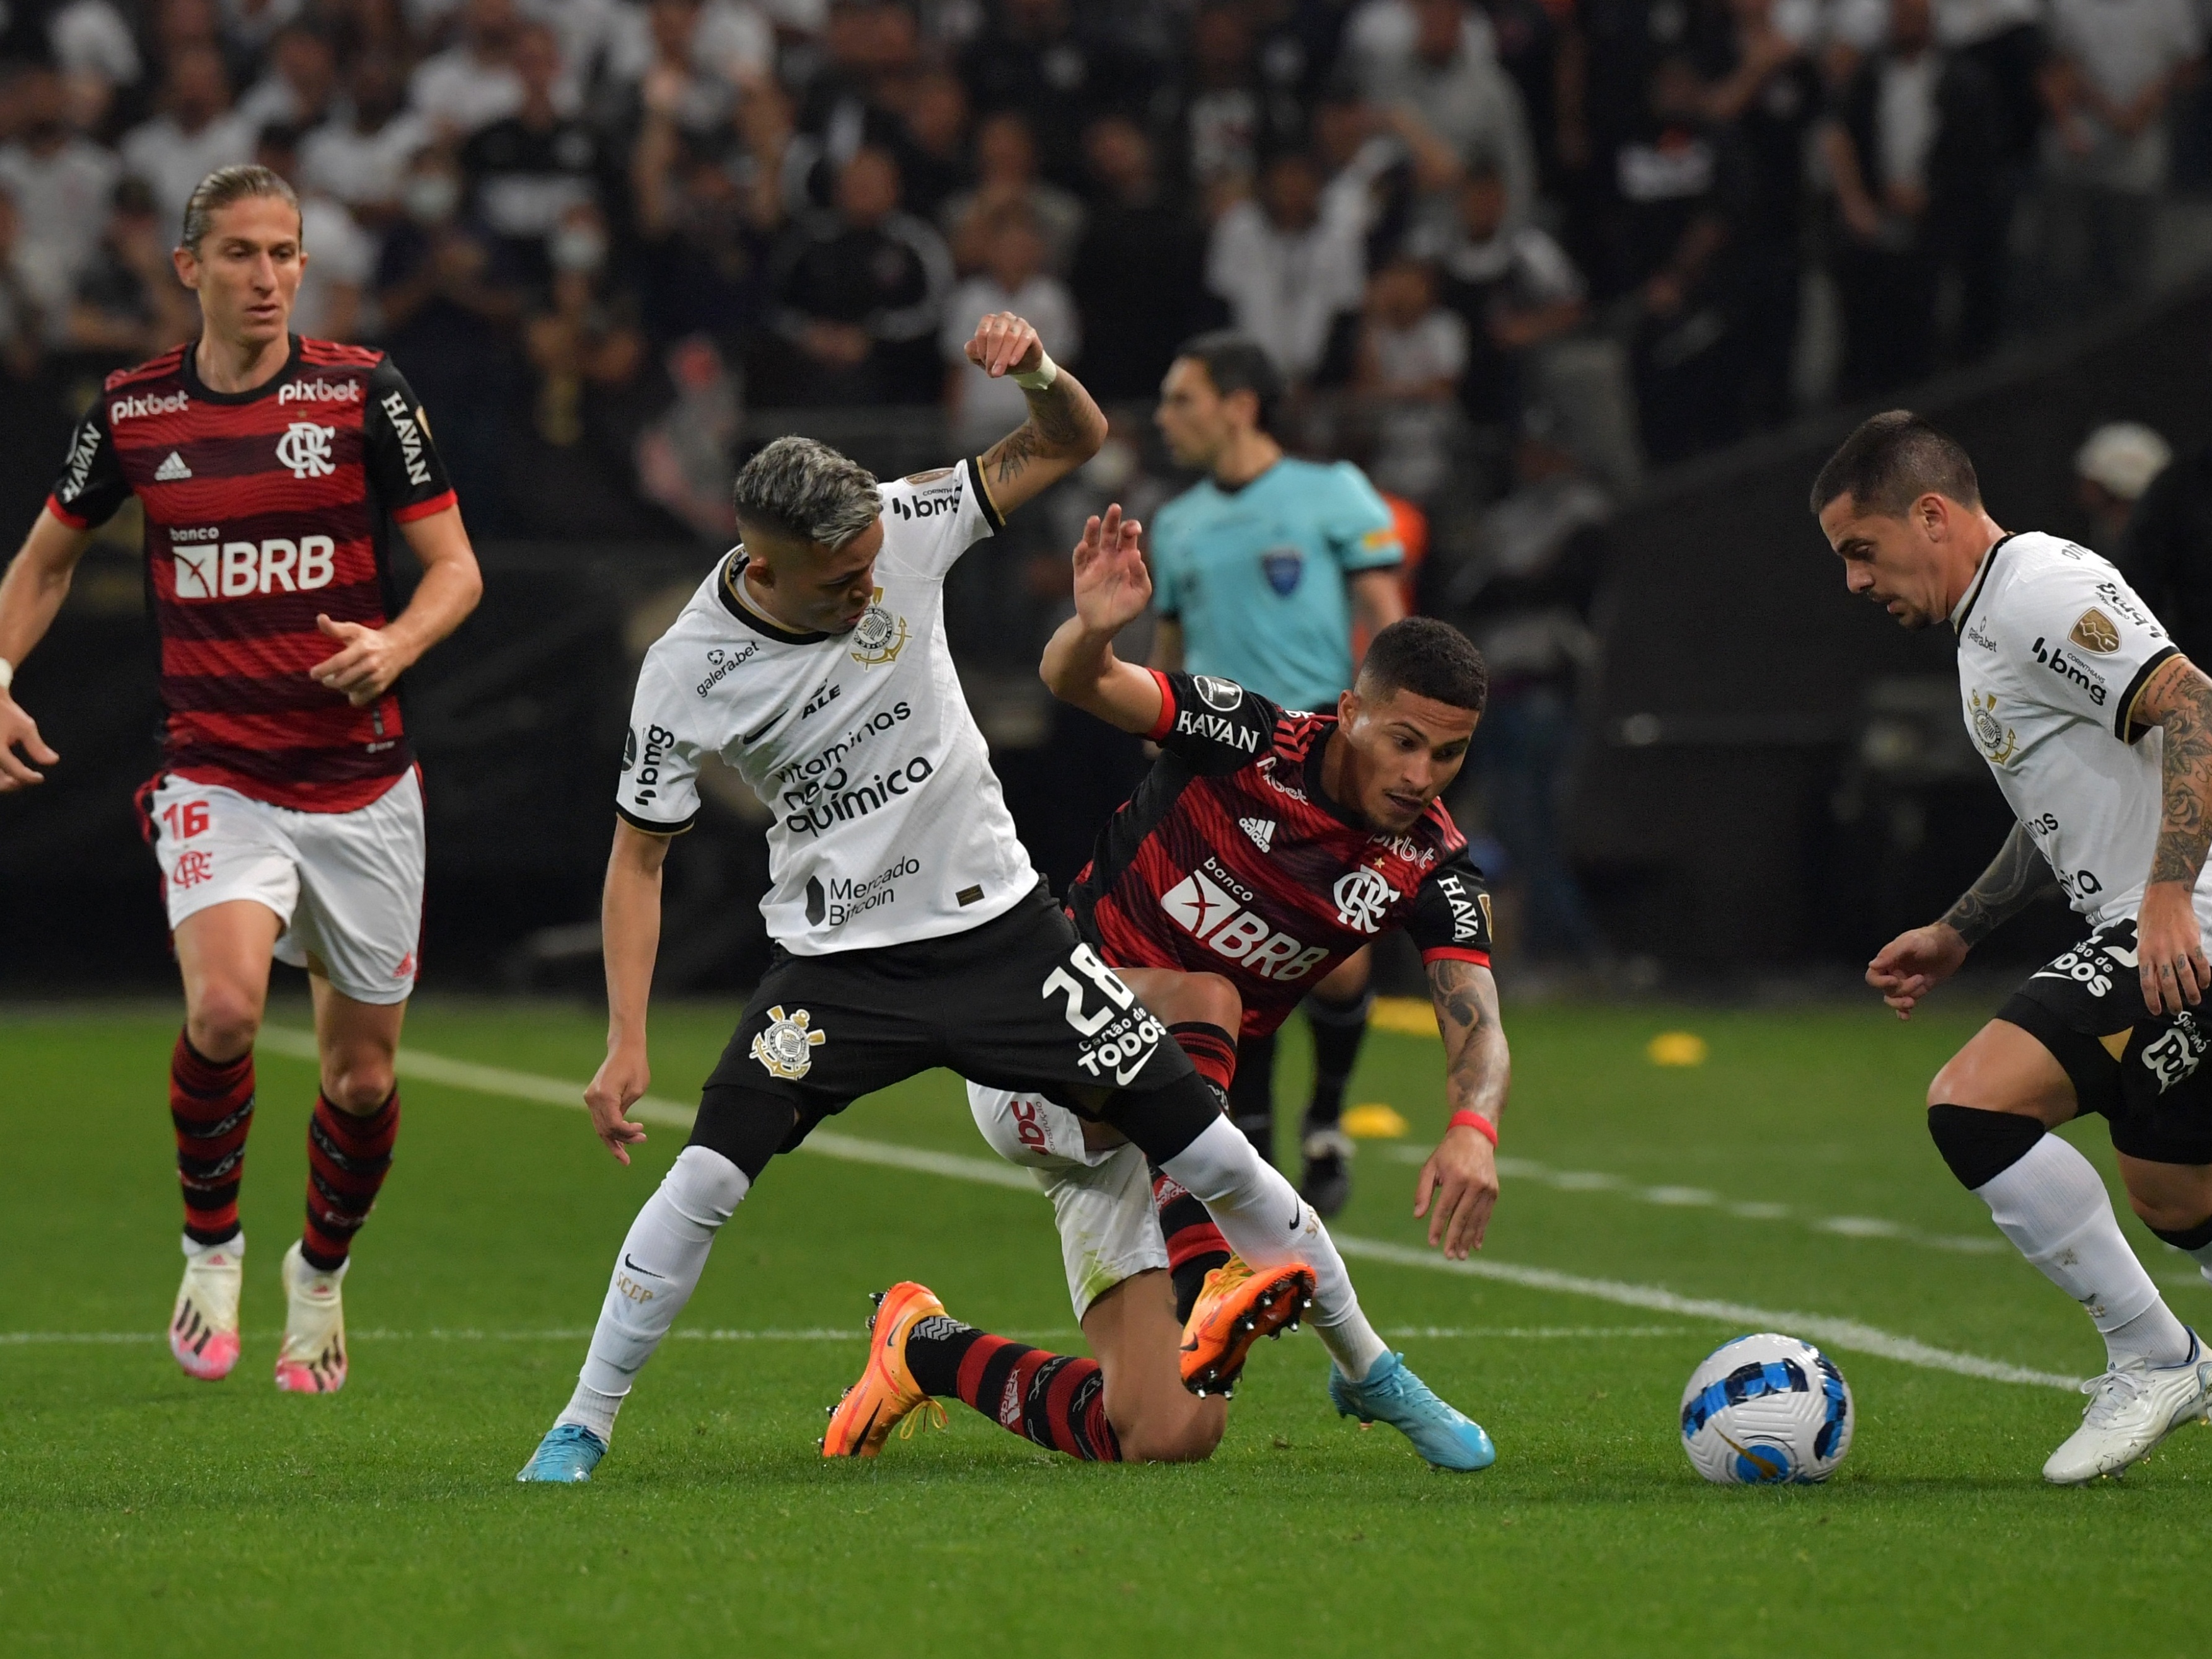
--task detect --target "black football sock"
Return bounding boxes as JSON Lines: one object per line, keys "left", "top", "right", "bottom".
{"left": 1227, "top": 1031, "right": 1277, "bottom": 1165}
{"left": 1303, "top": 990, "right": 1372, "bottom": 1133}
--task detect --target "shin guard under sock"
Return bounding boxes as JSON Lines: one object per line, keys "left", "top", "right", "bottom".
{"left": 301, "top": 1091, "right": 399, "bottom": 1271}
{"left": 1157, "top": 1022, "right": 1236, "bottom": 1321}
{"left": 171, "top": 1031, "right": 254, "bottom": 1245}
{"left": 905, "top": 1315, "right": 1121, "bottom": 1461}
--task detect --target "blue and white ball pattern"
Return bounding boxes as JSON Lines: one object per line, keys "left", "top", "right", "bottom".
{"left": 1680, "top": 1333, "right": 1853, "bottom": 1485}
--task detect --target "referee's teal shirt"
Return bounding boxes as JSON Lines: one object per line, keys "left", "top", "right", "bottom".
{"left": 1148, "top": 458, "right": 1403, "bottom": 712}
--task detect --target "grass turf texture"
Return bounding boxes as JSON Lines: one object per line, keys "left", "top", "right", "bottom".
{"left": 5, "top": 999, "right": 2211, "bottom": 1656}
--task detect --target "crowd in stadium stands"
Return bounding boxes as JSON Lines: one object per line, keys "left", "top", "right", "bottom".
{"left": 0, "top": 0, "right": 2200, "bottom": 537}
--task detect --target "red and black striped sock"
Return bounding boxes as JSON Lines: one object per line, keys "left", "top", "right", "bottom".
{"left": 905, "top": 1316, "right": 1121, "bottom": 1461}
{"left": 301, "top": 1091, "right": 399, "bottom": 1272}
{"left": 1156, "top": 1021, "right": 1235, "bottom": 1322}
{"left": 171, "top": 1030, "right": 255, "bottom": 1245}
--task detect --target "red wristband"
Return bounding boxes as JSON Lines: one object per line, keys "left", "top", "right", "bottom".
{"left": 1448, "top": 1110, "right": 1498, "bottom": 1146}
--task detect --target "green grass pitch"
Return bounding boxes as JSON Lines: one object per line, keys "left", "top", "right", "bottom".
{"left": 6, "top": 996, "right": 2212, "bottom": 1656}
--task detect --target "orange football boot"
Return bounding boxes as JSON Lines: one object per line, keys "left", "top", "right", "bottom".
{"left": 821, "top": 1281, "right": 950, "bottom": 1458}
{"left": 1179, "top": 1255, "right": 1317, "bottom": 1397}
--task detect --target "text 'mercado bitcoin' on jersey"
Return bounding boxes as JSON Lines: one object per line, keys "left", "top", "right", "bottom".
{"left": 616, "top": 457, "right": 1041, "bottom": 956}
{"left": 1066, "top": 669, "right": 1494, "bottom": 1038}
{"left": 1952, "top": 529, "right": 2212, "bottom": 931}
{"left": 47, "top": 335, "right": 457, "bottom": 812}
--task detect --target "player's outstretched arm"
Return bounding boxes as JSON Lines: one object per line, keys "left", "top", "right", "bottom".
{"left": 0, "top": 507, "right": 94, "bottom": 789}
{"left": 310, "top": 505, "right": 485, "bottom": 707}
{"left": 2131, "top": 653, "right": 2212, "bottom": 1014}
{"left": 967, "top": 310, "right": 1106, "bottom": 519}
{"left": 1040, "top": 503, "right": 1167, "bottom": 735}
{"left": 1868, "top": 822, "right": 2052, "bottom": 1019}
{"left": 585, "top": 820, "right": 671, "bottom": 1165}
{"left": 1414, "top": 957, "right": 1509, "bottom": 1260}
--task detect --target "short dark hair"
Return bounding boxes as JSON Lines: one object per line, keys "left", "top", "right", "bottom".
{"left": 1173, "top": 330, "right": 1285, "bottom": 435}
{"left": 1809, "top": 410, "right": 1980, "bottom": 518}
{"left": 1357, "top": 617, "right": 1488, "bottom": 714}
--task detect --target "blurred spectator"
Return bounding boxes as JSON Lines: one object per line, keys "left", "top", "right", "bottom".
{"left": 1356, "top": 0, "right": 1536, "bottom": 231}
{"left": 120, "top": 43, "right": 257, "bottom": 235}
{"left": 958, "top": 0, "right": 1144, "bottom": 183}
{"left": 940, "top": 110, "right": 1083, "bottom": 275}
{"left": 892, "top": 68, "right": 971, "bottom": 219}
{"left": 300, "top": 51, "right": 430, "bottom": 224}
{"left": 1205, "top": 149, "right": 1365, "bottom": 384}
{"left": 2076, "top": 419, "right": 2171, "bottom": 550}
{"left": 611, "top": 0, "right": 754, "bottom": 138}
{"left": 410, "top": 0, "right": 527, "bottom": 139}
{"left": 1158, "top": 2, "right": 1302, "bottom": 210}
{"left": 1315, "top": 86, "right": 1417, "bottom": 260}
{"left": 0, "top": 65, "right": 121, "bottom": 337}
{"left": 2117, "top": 424, "right": 2212, "bottom": 666}
{"left": 1420, "top": 162, "right": 1584, "bottom": 427}
{"left": 68, "top": 176, "right": 199, "bottom": 360}
{"left": 0, "top": 185, "right": 45, "bottom": 379}
{"left": 631, "top": 65, "right": 785, "bottom": 343}
{"left": 940, "top": 201, "right": 1077, "bottom": 451}
{"left": 769, "top": 144, "right": 951, "bottom": 402}
{"left": 257, "top": 123, "right": 371, "bottom": 338}
{"left": 1067, "top": 115, "right": 1215, "bottom": 401}
{"left": 788, "top": 0, "right": 919, "bottom": 192}
{"left": 635, "top": 332, "right": 741, "bottom": 539}
{"left": 1352, "top": 252, "right": 1464, "bottom": 498}
{"left": 224, "top": 0, "right": 307, "bottom": 56}
{"left": 2038, "top": 0, "right": 2203, "bottom": 314}
{"left": 50, "top": 0, "right": 143, "bottom": 133}
{"left": 1822, "top": 0, "right": 2004, "bottom": 396}
{"left": 462, "top": 21, "right": 607, "bottom": 286}
{"left": 237, "top": 22, "right": 340, "bottom": 131}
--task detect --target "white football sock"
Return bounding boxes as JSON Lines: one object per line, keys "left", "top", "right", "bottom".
{"left": 1974, "top": 1134, "right": 2192, "bottom": 1368}
{"left": 1158, "top": 1114, "right": 1389, "bottom": 1381}
{"left": 182, "top": 1229, "right": 241, "bottom": 1259}
{"left": 560, "top": 1145, "right": 751, "bottom": 1441}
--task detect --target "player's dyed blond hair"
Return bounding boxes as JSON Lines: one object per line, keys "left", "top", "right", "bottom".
{"left": 732, "top": 436, "right": 882, "bottom": 550}
{"left": 179, "top": 165, "right": 302, "bottom": 255}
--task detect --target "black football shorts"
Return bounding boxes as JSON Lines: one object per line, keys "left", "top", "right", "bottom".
{"left": 1998, "top": 918, "right": 2212, "bottom": 1166}
{"left": 703, "top": 880, "right": 1199, "bottom": 1156}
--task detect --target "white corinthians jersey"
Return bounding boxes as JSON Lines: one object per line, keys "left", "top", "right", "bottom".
{"left": 1952, "top": 529, "right": 2210, "bottom": 929}
{"left": 617, "top": 458, "right": 1038, "bottom": 954}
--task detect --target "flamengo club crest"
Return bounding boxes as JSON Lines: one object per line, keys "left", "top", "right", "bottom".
{"left": 750, "top": 1005, "right": 827, "bottom": 1080}
{"left": 849, "top": 588, "right": 909, "bottom": 668}
{"left": 276, "top": 422, "right": 338, "bottom": 479}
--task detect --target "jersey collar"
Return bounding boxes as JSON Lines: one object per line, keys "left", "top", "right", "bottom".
{"left": 716, "top": 549, "right": 830, "bottom": 643}
{"left": 1300, "top": 720, "right": 1370, "bottom": 830}
{"left": 180, "top": 332, "right": 302, "bottom": 404}
{"left": 1949, "top": 532, "right": 2017, "bottom": 636}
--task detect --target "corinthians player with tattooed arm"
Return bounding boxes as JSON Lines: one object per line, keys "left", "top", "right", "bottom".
{"left": 1820, "top": 410, "right": 2212, "bottom": 1484}
{"left": 0, "top": 166, "right": 480, "bottom": 1392}
{"left": 518, "top": 312, "right": 1462, "bottom": 1481}
{"left": 825, "top": 504, "right": 1504, "bottom": 1469}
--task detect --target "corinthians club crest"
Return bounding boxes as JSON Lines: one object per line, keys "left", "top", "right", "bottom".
{"left": 750, "top": 1005, "right": 827, "bottom": 1080}
{"left": 849, "top": 588, "right": 908, "bottom": 668}
{"left": 1967, "top": 689, "right": 2019, "bottom": 766}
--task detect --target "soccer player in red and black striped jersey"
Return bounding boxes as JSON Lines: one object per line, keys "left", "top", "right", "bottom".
{"left": 0, "top": 165, "right": 481, "bottom": 1393}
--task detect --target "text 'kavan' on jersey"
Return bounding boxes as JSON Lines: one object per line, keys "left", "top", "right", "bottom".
{"left": 615, "top": 456, "right": 1041, "bottom": 955}
{"left": 1065, "top": 669, "right": 1494, "bottom": 1038}
{"left": 1952, "top": 529, "right": 2211, "bottom": 929}
{"left": 47, "top": 335, "right": 458, "bottom": 812}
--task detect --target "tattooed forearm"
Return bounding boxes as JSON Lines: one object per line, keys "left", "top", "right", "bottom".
{"left": 2144, "top": 660, "right": 2212, "bottom": 887}
{"left": 984, "top": 423, "right": 1041, "bottom": 489}
{"left": 1941, "top": 821, "right": 2058, "bottom": 947}
{"left": 979, "top": 368, "right": 1106, "bottom": 492}
{"left": 1427, "top": 956, "right": 1510, "bottom": 1126}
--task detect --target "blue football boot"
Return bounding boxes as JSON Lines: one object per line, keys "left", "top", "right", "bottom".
{"left": 516, "top": 1422, "right": 608, "bottom": 1483}
{"left": 1328, "top": 1352, "right": 1496, "bottom": 1472}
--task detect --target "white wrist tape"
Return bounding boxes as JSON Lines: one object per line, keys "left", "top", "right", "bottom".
{"left": 0, "top": 657, "right": 13, "bottom": 694}
{"left": 1011, "top": 350, "right": 1059, "bottom": 392}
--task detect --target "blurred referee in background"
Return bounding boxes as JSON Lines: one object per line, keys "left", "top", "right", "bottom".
{"left": 1148, "top": 332, "right": 1409, "bottom": 1216}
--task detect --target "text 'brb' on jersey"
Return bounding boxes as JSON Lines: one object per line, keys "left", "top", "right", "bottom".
{"left": 616, "top": 458, "right": 1039, "bottom": 955}
{"left": 1952, "top": 529, "right": 2206, "bottom": 929}
{"left": 48, "top": 335, "right": 457, "bottom": 812}
{"left": 1066, "top": 669, "right": 1493, "bottom": 1038}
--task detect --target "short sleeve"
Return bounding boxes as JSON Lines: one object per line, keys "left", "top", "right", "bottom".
{"left": 878, "top": 456, "right": 1002, "bottom": 580}
{"left": 615, "top": 655, "right": 706, "bottom": 833}
{"left": 1406, "top": 846, "right": 1494, "bottom": 964}
{"left": 363, "top": 355, "right": 459, "bottom": 523}
{"left": 2001, "top": 553, "right": 2177, "bottom": 741}
{"left": 1324, "top": 462, "right": 1404, "bottom": 575}
{"left": 1145, "top": 670, "right": 1282, "bottom": 772}
{"left": 46, "top": 402, "right": 129, "bottom": 529}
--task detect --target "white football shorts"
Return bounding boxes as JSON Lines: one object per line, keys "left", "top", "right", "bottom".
{"left": 966, "top": 1081, "right": 1168, "bottom": 1320}
{"left": 147, "top": 769, "right": 425, "bottom": 1006}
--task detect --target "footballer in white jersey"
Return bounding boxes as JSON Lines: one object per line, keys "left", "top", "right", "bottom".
{"left": 1819, "top": 412, "right": 2212, "bottom": 1485}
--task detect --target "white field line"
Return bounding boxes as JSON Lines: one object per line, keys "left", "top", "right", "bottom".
{"left": 252, "top": 1029, "right": 2079, "bottom": 1391}
{"left": 1383, "top": 1144, "right": 2007, "bottom": 1257}
{"left": 0, "top": 1324, "right": 1699, "bottom": 1347}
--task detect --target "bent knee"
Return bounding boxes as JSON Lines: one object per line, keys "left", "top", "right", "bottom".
{"left": 322, "top": 1053, "right": 396, "bottom": 1112}
{"left": 187, "top": 993, "right": 263, "bottom": 1060}
{"left": 2124, "top": 1188, "right": 2212, "bottom": 1234}
{"left": 1117, "top": 1411, "right": 1225, "bottom": 1464}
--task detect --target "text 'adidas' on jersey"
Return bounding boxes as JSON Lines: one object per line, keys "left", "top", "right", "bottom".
{"left": 1067, "top": 670, "right": 1492, "bottom": 1037}
{"left": 617, "top": 458, "right": 1039, "bottom": 954}
{"left": 1952, "top": 530, "right": 2209, "bottom": 929}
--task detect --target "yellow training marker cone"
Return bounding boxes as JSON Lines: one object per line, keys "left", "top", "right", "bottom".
{"left": 1341, "top": 1103, "right": 1409, "bottom": 1139}
{"left": 1646, "top": 1032, "right": 1708, "bottom": 1067}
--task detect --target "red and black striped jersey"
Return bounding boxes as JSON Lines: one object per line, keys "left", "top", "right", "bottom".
{"left": 48, "top": 335, "right": 457, "bottom": 812}
{"left": 1066, "top": 669, "right": 1494, "bottom": 1038}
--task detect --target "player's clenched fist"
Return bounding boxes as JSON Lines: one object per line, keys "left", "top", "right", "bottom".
{"left": 310, "top": 613, "right": 412, "bottom": 707}
{"left": 0, "top": 695, "right": 58, "bottom": 789}
{"left": 964, "top": 311, "right": 1044, "bottom": 379}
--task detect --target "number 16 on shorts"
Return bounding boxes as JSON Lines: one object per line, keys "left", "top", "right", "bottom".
{"left": 1044, "top": 942, "right": 1166, "bottom": 1086}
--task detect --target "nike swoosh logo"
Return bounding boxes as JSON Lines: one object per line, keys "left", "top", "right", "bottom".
{"left": 1112, "top": 1046, "right": 1158, "bottom": 1086}
{"left": 1287, "top": 1205, "right": 1301, "bottom": 1231}
{"left": 622, "top": 1254, "right": 666, "bottom": 1280}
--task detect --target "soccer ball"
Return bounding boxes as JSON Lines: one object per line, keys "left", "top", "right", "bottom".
{"left": 1679, "top": 1333, "right": 1853, "bottom": 1485}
